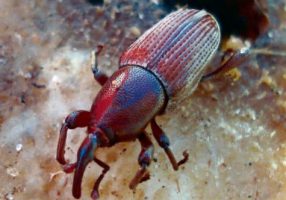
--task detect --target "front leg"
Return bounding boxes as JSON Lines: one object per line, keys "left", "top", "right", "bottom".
{"left": 150, "top": 118, "right": 189, "bottom": 170}
{"left": 91, "top": 45, "right": 109, "bottom": 86}
{"left": 64, "top": 157, "right": 110, "bottom": 200}
{"left": 90, "top": 157, "right": 110, "bottom": 200}
{"left": 129, "top": 132, "right": 154, "bottom": 190}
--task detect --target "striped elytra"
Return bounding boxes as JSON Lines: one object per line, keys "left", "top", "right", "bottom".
{"left": 120, "top": 9, "right": 221, "bottom": 110}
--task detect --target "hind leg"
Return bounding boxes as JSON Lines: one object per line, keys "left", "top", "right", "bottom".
{"left": 201, "top": 48, "right": 250, "bottom": 81}
{"left": 57, "top": 110, "right": 90, "bottom": 165}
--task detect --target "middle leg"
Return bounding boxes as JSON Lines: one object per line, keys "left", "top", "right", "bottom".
{"left": 150, "top": 118, "right": 189, "bottom": 171}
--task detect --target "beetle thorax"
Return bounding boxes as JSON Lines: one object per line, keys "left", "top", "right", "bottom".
{"left": 89, "top": 66, "right": 166, "bottom": 141}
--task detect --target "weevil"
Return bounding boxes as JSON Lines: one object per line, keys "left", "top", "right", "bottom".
{"left": 56, "top": 8, "right": 246, "bottom": 199}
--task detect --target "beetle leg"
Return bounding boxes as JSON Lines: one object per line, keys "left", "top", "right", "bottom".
{"left": 62, "top": 162, "right": 77, "bottom": 173}
{"left": 201, "top": 48, "right": 250, "bottom": 81}
{"left": 150, "top": 118, "right": 189, "bottom": 171}
{"left": 90, "top": 157, "right": 110, "bottom": 200}
{"left": 129, "top": 132, "right": 154, "bottom": 190}
{"left": 91, "top": 45, "right": 109, "bottom": 86}
{"left": 57, "top": 110, "right": 90, "bottom": 165}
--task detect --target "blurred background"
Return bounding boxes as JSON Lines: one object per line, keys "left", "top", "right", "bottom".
{"left": 0, "top": 0, "right": 286, "bottom": 199}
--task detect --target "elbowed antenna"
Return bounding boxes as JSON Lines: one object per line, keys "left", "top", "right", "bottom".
{"left": 73, "top": 134, "right": 99, "bottom": 199}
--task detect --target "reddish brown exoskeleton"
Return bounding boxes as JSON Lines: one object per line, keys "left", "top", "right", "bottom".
{"left": 56, "top": 8, "right": 243, "bottom": 199}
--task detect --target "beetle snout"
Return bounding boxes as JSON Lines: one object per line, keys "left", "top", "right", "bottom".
{"left": 73, "top": 134, "right": 99, "bottom": 198}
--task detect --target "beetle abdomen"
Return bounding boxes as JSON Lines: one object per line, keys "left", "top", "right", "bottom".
{"left": 120, "top": 9, "right": 220, "bottom": 110}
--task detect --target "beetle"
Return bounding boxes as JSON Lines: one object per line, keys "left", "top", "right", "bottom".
{"left": 56, "top": 8, "right": 244, "bottom": 199}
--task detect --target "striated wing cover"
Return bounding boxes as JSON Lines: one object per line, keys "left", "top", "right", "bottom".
{"left": 120, "top": 9, "right": 220, "bottom": 110}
